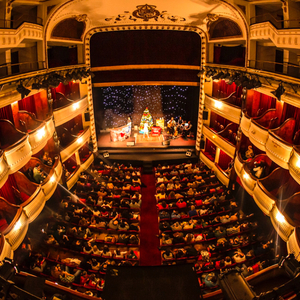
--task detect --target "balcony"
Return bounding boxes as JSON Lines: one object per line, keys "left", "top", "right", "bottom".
{"left": 0, "top": 151, "right": 9, "bottom": 189}
{"left": 287, "top": 228, "right": 300, "bottom": 258}
{"left": 289, "top": 146, "right": 300, "bottom": 185}
{"left": 204, "top": 93, "right": 241, "bottom": 124}
{"left": 239, "top": 155, "right": 275, "bottom": 196}
{"left": 66, "top": 165, "right": 81, "bottom": 189}
{"left": 53, "top": 93, "right": 88, "bottom": 127}
{"left": 240, "top": 111, "right": 251, "bottom": 137}
{"left": 0, "top": 120, "right": 32, "bottom": 174}
{"left": 270, "top": 205, "right": 294, "bottom": 242}
{"left": 248, "top": 109, "right": 280, "bottom": 151}
{"left": 202, "top": 125, "right": 236, "bottom": 158}
{"left": 0, "top": 61, "right": 46, "bottom": 79}
{"left": 234, "top": 152, "right": 245, "bottom": 179}
{"left": 60, "top": 127, "right": 91, "bottom": 162}
{"left": 214, "top": 163, "right": 230, "bottom": 187}
{"left": 80, "top": 152, "right": 94, "bottom": 171}
{"left": 200, "top": 151, "right": 215, "bottom": 170}
{"left": 18, "top": 111, "right": 52, "bottom": 155}
{"left": 265, "top": 118, "right": 296, "bottom": 169}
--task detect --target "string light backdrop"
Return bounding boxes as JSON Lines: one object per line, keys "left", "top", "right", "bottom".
{"left": 93, "top": 85, "right": 199, "bottom": 130}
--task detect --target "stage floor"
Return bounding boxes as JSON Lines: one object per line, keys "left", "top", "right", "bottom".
{"left": 97, "top": 131, "right": 196, "bottom": 149}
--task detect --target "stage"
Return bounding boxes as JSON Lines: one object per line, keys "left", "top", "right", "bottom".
{"left": 97, "top": 131, "right": 196, "bottom": 149}
{"left": 96, "top": 131, "right": 198, "bottom": 166}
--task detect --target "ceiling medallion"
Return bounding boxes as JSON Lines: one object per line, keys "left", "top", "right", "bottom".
{"left": 105, "top": 4, "right": 186, "bottom": 23}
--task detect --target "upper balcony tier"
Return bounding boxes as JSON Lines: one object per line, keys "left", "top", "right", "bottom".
{"left": 53, "top": 93, "right": 88, "bottom": 127}
{"left": 202, "top": 125, "right": 236, "bottom": 158}
{"left": 250, "top": 14, "right": 300, "bottom": 51}
{"left": 0, "top": 120, "right": 32, "bottom": 174}
{"left": 17, "top": 111, "right": 55, "bottom": 155}
{"left": 60, "top": 127, "right": 91, "bottom": 162}
{"left": 204, "top": 93, "right": 241, "bottom": 124}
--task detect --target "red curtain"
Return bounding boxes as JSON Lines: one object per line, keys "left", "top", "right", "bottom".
{"left": 0, "top": 105, "right": 13, "bottom": 122}
{"left": 218, "top": 150, "right": 232, "bottom": 170}
{"left": 0, "top": 175, "right": 17, "bottom": 204}
{"left": 18, "top": 95, "right": 36, "bottom": 115}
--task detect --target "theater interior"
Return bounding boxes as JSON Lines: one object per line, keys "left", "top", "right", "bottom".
{"left": 1, "top": 0, "right": 300, "bottom": 299}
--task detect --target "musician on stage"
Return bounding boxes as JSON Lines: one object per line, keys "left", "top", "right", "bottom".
{"left": 182, "top": 121, "right": 192, "bottom": 138}
{"left": 167, "top": 117, "right": 176, "bottom": 135}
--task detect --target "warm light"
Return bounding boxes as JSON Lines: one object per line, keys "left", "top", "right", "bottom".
{"left": 50, "top": 175, "right": 56, "bottom": 183}
{"left": 77, "top": 137, "right": 83, "bottom": 144}
{"left": 37, "top": 127, "right": 46, "bottom": 140}
{"left": 276, "top": 210, "right": 286, "bottom": 224}
{"left": 72, "top": 102, "right": 80, "bottom": 110}
{"left": 296, "top": 159, "right": 300, "bottom": 168}
{"left": 12, "top": 101, "right": 18, "bottom": 105}
{"left": 14, "top": 219, "right": 22, "bottom": 231}
{"left": 212, "top": 135, "right": 215, "bottom": 139}
{"left": 243, "top": 173, "right": 250, "bottom": 180}
{"left": 214, "top": 100, "right": 223, "bottom": 109}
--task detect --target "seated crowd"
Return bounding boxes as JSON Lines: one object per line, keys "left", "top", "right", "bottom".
{"left": 18, "top": 161, "right": 143, "bottom": 298}
{"left": 155, "top": 161, "right": 274, "bottom": 292}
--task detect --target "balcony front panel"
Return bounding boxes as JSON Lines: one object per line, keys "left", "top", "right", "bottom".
{"left": 240, "top": 112, "right": 251, "bottom": 137}
{"left": 60, "top": 128, "right": 91, "bottom": 162}
{"left": 0, "top": 238, "right": 13, "bottom": 261}
{"left": 270, "top": 206, "right": 294, "bottom": 242}
{"left": 265, "top": 133, "right": 292, "bottom": 169}
{"left": 42, "top": 172, "right": 59, "bottom": 201}
{"left": 67, "top": 167, "right": 81, "bottom": 190}
{"left": 53, "top": 96, "right": 88, "bottom": 127}
{"left": 248, "top": 121, "right": 268, "bottom": 151}
{"left": 200, "top": 151, "right": 215, "bottom": 170}
{"left": 45, "top": 117, "right": 55, "bottom": 139}
{"left": 54, "top": 159, "right": 63, "bottom": 182}
{"left": 234, "top": 154, "right": 244, "bottom": 178}
{"left": 4, "top": 210, "right": 29, "bottom": 251}
{"left": 28, "top": 124, "right": 49, "bottom": 155}
{"left": 287, "top": 230, "right": 300, "bottom": 260}
{"left": 0, "top": 154, "right": 9, "bottom": 189}
{"left": 215, "top": 165, "right": 230, "bottom": 187}
{"left": 21, "top": 187, "right": 45, "bottom": 223}
{"left": 81, "top": 153, "right": 94, "bottom": 172}
{"left": 240, "top": 167, "right": 257, "bottom": 196}
{"left": 289, "top": 147, "right": 300, "bottom": 185}
{"left": 204, "top": 95, "right": 241, "bottom": 124}
{"left": 253, "top": 182, "right": 275, "bottom": 216}
{"left": 5, "top": 137, "right": 32, "bottom": 174}
{"left": 203, "top": 126, "right": 235, "bottom": 158}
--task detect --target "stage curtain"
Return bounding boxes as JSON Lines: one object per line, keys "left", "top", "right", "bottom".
{"left": 18, "top": 95, "right": 37, "bottom": 116}
{"left": 0, "top": 175, "right": 17, "bottom": 204}
{"left": 0, "top": 105, "right": 13, "bottom": 122}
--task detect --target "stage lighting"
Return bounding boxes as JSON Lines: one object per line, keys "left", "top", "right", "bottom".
{"left": 206, "top": 69, "right": 213, "bottom": 77}
{"left": 86, "top": 69, "right": 95, "bottom": 78}
{"left": 212, "top": 71, "right": 225, "bottom": 81}
{"left": 32, "top": 80, "right": 42, "bottom": 90}
{"left": 0, "top": 258, "right": 18, "bottom": 280}
{"left": 271, "top": 82, "right": 285, "bottom": 100}
{"left": 235, "top": 75, "right": 248, "bottom": 87}
{"left": 16, "top": 82, "right": 30, "bottom": 99}
{"left": 41, "top": 78, "right": 49, "bottom": 89}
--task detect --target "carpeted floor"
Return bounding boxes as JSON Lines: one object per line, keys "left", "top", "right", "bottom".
{"left": 139, "top": 174, "right": 161, "bottom": 266}
{"left": 102, "top": 264, "right": 201, "bottom": 300}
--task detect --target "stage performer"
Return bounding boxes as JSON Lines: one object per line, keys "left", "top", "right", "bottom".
{"left": 182, "top": 121, "right": 192, "bottom": 138}
{"left": 167, "top": 117, "right": 176, "bottom": 135}
{"left": 143, "top": 120, "right": 149, "bottom": 138}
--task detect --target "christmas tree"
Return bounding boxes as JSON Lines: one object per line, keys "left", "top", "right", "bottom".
{"left": 139, "top": 107, "right": 153, "bottom": 133}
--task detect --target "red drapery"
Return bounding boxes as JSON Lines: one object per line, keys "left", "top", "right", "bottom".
{"left": 0, "top": 105, "right": 13, "bottom": 122}
{"left": 0, "top": 175, "right": 17, "bottom": 204}
{"left": 18, "top": 95, "right": 37, "bottom": 115}
{"left": 218, "top": 150, "right": 232, "bottom": 171}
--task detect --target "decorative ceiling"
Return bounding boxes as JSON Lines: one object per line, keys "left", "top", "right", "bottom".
{"left": 46, "top": 0, "right": 247, "bottom": 40}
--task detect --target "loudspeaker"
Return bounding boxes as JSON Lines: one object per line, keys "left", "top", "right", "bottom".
{"left": 127, "top": 141, "right": 135, "bottom": 146}
{"left": 186, "top": 150, "right": 192, "bottom": 157}
{"left": 162, "top": 140, "right": 170, "bottom": 146}
{"left": 103, "top": 152, "right": 109, "bottom": 158}
{"left": 200, "top": 140, "right": 205, "bottom": 149}
{"left": 84, "top": 112, "right": 90, "bottom": 122}
{"left": 203, "top": 110, "right": 209, "bottom": 120}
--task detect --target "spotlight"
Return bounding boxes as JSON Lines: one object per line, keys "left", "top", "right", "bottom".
{"left": 234, "top": 74, "right": 248, "bottom": 87}
{"left": 206, "top": 69, "right": 213, "bottom": 77}
{"left": 17, "top": 82, "right": 30, "bottom": 99}
{"left": 212, "top": 71, "right": 225, "bottom": 81}
{"left": 271, "top": 82, "right": 285, "bottom": 100}
{"left": 86, "top": 69, "right": 95, "bottom": 78}
{"left": 32, "top": 79, "right": 41, "bottom": 90}
{"left": 279, "top": 254, "right": 300, "bottom": 278}
{"left": 41, "top": 78, "right": 49, "bottom": 89}
{"left": 223, "top": 70, "right": 231, "bottom": 80}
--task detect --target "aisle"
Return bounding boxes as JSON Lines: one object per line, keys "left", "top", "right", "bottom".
{"left": 139, "top": 174, "right": 161, "bottom": 266}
